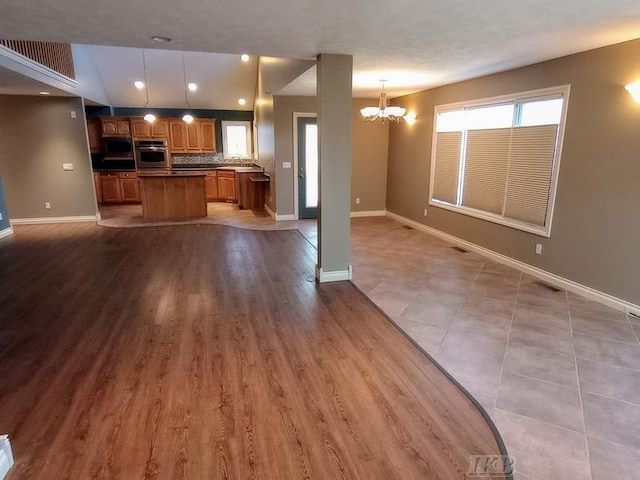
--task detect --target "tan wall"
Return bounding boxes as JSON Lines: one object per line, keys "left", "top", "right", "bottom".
{"left": 273, "top": 96, "right": 388, "bottom": 217}
{"left": 386, "top": 39, "right": 640, "bottom": 305}
{"left": 0, "top": 95, "right": 97, "bottom": 219}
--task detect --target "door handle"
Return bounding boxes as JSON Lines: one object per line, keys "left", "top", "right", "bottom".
{"left": 299, "top": 173, "right": 305, "bottom": 178}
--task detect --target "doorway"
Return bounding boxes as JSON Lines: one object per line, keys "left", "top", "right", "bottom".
{"left": 296, "top": 115, "right": 318, "bottom": 219}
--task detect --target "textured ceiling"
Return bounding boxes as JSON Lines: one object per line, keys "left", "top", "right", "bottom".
{"left": 1, "top": 0, "right": 640, "bottom": 98}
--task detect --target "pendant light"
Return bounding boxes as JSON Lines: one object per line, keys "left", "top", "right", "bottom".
{"left": 141, "top": 49, "right": 156, "bottom": 123}
{"left": 360, "top": 80, "right": 406, "bottom": 124}
{"left": 181, "top": 51, "right": 194, "bottom": 123}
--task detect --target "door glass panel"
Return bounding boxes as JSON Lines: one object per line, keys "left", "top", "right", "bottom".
{"left": 305, "top": 124, "right": 318, "bottom": 208}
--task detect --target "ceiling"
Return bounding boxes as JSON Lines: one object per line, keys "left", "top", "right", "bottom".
{"left": 1, "top": 0, "right": 640, "bottom": 101}
{"left": 87, "top": 46, "right": 257, "bottom": 110}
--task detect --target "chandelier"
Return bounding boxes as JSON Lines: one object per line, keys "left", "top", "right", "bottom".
{"left": 360, "top": 80, "right": 406, "bottom": 123}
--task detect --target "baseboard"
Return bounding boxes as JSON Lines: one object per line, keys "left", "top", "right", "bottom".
{"left": 264, "top": 204, "right": 275, "bottom": 219}
{"left": 0, "top": 227, "right": 13, "bottom": 240}
{"left": 350, "top": 210, "right": 386, "bottom": 218}
{"left": 0, "top": 435, "right": 14, "bottom": 480}
{"left": 386, "top": 211, "right": 640, "bottom": 316}
{"left": 10, "top": 215, "right": 99, "bottom": 225}
{"left": 275, "top": 213, "right": 296, "bottom": 221}
{"left": 315, "top": 265, "right": 353, "bottom": 283}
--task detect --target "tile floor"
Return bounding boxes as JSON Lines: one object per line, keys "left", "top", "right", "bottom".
{"left": 99, "top": 205, "right": 640, "bottom": 480}
{"left": 348, "top": 217, "right": 640, "bottom": 480}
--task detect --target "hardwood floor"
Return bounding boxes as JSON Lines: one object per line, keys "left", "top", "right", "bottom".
{"left": 0, "top": 223, "right": 504, "bottom": 479}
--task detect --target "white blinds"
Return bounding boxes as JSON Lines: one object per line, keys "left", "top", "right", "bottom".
{"left": 431, "top": 123, "right": 559, "bottom": 228}
{"left": 463, "top": 129, "right": 511, "bottom": 214}
{"left": 432, "top": 132, "right": 462, "bottom": 204}
{"left": 504, "top": 125, "right": 558, "bottom": 226}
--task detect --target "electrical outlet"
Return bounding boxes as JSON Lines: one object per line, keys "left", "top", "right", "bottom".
{"left": 355, "top": 198, "right": 360, "bottom": 205}
{"left": 45, "top": 202, "right": 51, "bottom": 210}
{"left": 0, "top": 213, "right": 3, "bottom": 221}
{"left": 423, "top": 208, "right": 428, "bottom": 217}
{"left": 535, "top": 243, "right": 543, "bottom": 255}
{"left": 70, "top": 110, "right": 77, "bottom": 119}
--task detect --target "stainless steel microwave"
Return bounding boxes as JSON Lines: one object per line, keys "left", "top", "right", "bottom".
{"left": 103, "top": 137, "right": 133, "bottom": 159}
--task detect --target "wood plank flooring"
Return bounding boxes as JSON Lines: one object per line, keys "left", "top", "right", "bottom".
{"left": 0, "top": 223, "right": 504, "bottom": 479}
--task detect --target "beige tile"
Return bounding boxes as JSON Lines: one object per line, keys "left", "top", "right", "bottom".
{"left": 496, "top": 372, "right": 583, "bottom": 432}
{"left": 588, "top": 437, "right": 640, "bottom": 480}
{"left": 517, "top": 280, "right": 567, "bottom": 312}
{"left": 367, "top": 280, "right": 420, "bottom": 319}
{"left": 573, "top": 333, "right": 640, "bottom": 369}
{"left": 395, "top": 293, "right": 461, "bottom": 329}
{"left": 492, "top": 409, "right": 591, "bottom": 480}
{"left": 393, "top": 318, "right": 448, "bottom": 355}
{"left": 503, "top": 343, "right": 577, "bottom": 387}
{"left": 578, "top": 359, "right": 640, "bottom": 404}
{"left": 512, "top": 304, "right": 571, "bottom": 332}
{"left": 571, "top": 313, "right": 638, "bottom": 344}
{"left": 459, "top": 293, "right": 516, "bottom": 322}
{"left": 508, "top": 321, "right": 574, "bottom": 355}
{"left": 568, "top": 292, "right": 629, "bottom": 322}
{"left": 583, "top": 392, "right": 640, "bottom": 450}
{"left": 436, "top": 329, "right": 507, "bottom": 372}
{"left": 440, "top": 363, "right": 502, "bottom": 411}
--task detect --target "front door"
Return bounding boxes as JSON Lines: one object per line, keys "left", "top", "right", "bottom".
{"left": 297, "top": 116, "right": 318, "bottom": 219}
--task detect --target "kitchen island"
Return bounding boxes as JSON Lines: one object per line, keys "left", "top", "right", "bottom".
{"left": 138, "top": 172, "right": 207, "bottom": 219}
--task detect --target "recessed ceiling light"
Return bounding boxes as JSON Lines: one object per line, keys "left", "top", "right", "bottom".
{"left": 151, "top": 36, "right": 172, "bottom": 43}
{"left": 39, "top": 91, "right": 50, "bottom": 95}
{"left": 238, "top": 98, "right": 247, "bottom": 106}
{"left": 240, "top": 54, "right": 250, "bottom": 62}
{"left": 187, "top": 83, "right": 197, "bottom": 92}
{"left": 134, "top": 81, "right": 145, "bottom": 89}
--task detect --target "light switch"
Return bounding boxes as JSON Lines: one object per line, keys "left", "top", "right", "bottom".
{"left": 70, "top": 110, "right": 77, "bottom": 119}
{"left": 63, "top": 163, "right": 74, "bottom": 171}
{"left": 282, "top": 162, "right": 292, "bottom": 169}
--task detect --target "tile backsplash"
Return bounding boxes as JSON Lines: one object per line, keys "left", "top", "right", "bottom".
{"left": 171, "top": 153, "right": 233, "bottom": 165}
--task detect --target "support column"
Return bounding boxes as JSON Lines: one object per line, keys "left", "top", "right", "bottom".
{"left": 316, "top": 54, "right": 353, "bottom": 282}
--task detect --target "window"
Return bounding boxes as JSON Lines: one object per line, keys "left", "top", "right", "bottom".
{"left": 221, "top": 120, "right": 252, "bottom": 159}
{"left": 429, "top": 86, "right": 569, "bottom": 237}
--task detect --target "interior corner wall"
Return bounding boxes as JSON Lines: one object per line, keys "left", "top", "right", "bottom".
{"left": 0, "top": 95, "right": 97, "bottom": 219}
{"left": 273, "top": 96, "right": 389, "bottom": 217}
{"left": 386, "top": 38, "right": 640, "bottom": 305}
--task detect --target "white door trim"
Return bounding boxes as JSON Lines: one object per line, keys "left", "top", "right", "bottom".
{"left": 292, "top": 112, "right": 317, "bottom": 221}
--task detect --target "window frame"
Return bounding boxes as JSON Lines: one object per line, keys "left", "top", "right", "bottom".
{"left": 428, "top": 85, "right": 571, "bottom": 237}
{"left": 221, "top": 120, "right": 253, "bottom": 159}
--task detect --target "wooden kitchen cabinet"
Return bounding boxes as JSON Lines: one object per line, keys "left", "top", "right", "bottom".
{"left": 118, "top": 172, "right": 140, "bottom": 202}
{"left": 217, "top": 171, "right": 236, "bottom": 202}
{"left": 205, "top": 171, "right": 218, "bottom": 201}
{"left": 93, "top": 172, "right": 102, "bottom": 203}
{"left": 98, "top": 171, "right": 140, "bottom": 204}
{"left": 131, "top": 117, "right": 169, "bottom": 139}
{"left": 100, "top": 117, "right": 131, "bottom": 136}
{"left": 200, "top": 120, "right": 216, "bottom": 151}
{"left": 169, "top": 118, "right": 216, "bottom": 153}
{"left": 87, "top": 119, "right": 103, "bottom": 153}
{"left": 185, "top": 122, "right": 201, "bottom": 151}
{"left": 100, "top": 172, "right": 121, "bottom": 203}
{"left": 169, "top": 120, "right": 187, "bottom": 151}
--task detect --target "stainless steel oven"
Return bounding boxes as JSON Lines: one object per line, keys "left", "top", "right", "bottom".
{"left": 134, "top": 139, "right": 169, "bottom": 169}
